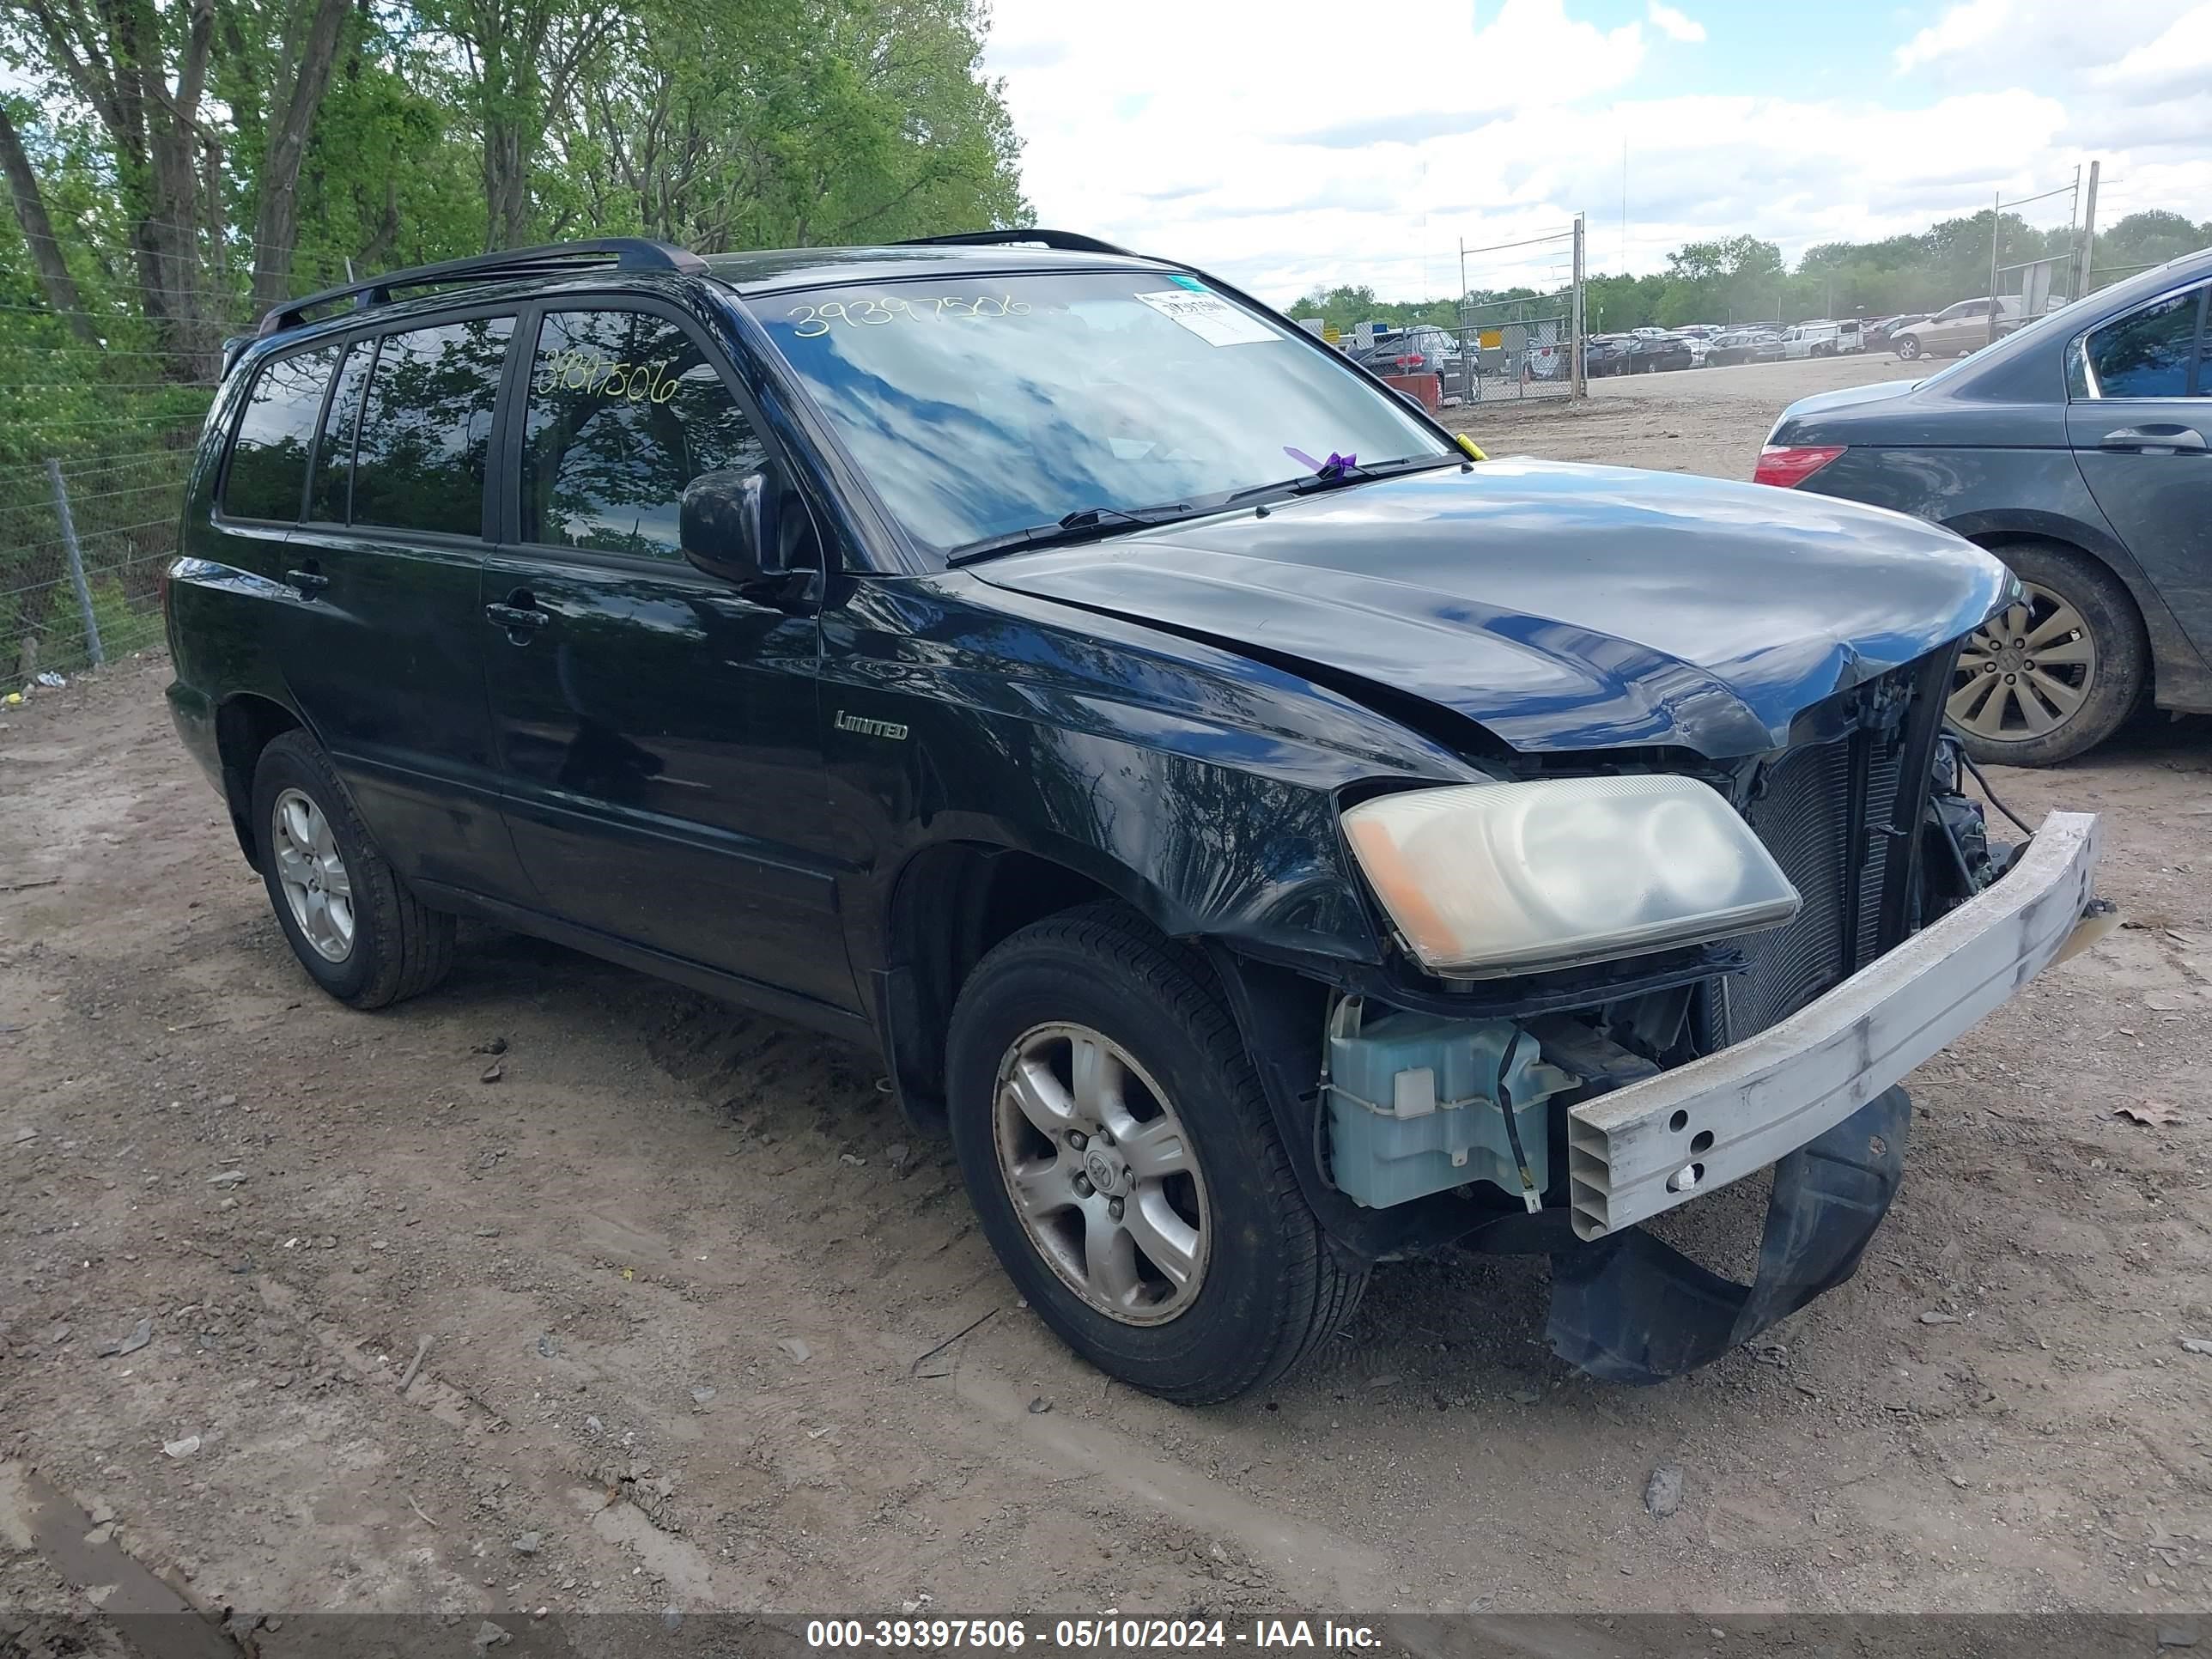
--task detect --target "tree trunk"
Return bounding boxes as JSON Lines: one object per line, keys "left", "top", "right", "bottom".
{"left": 123, "top": 0, "right": 223, "bottom": 380}
{"left": 0, "top": 104, "right": 100, "bottom": 344}
{"left": 249, "top": 0, "right": 352, "bottom": 314}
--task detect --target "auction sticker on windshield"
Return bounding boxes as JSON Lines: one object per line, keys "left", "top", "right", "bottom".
{"left": 1135, "top": 289, "right": 1278, "bottom": 347}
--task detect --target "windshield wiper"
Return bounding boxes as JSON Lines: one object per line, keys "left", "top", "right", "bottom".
{"left": 1224, "top": 452, "right": 1463, "bottom": 507}
{"left": 945, "top": 502, "right": 1194, "bottom": 567}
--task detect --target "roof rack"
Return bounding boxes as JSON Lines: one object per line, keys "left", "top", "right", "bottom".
{"left": 257, "top": 238, "right": 708, "bottom": 337}
{"left": 894, "top": 228, "right": 1150, "bottom": 259}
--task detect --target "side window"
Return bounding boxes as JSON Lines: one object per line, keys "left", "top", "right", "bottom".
{"left": 222, "top": 346, "right": 340, "bottom": 521}
{"left": 351, "top": 317, "right": 514, "bottom": 537}
{"left": 2078, "top": 288, "right": 2206, "bottom": 399}
{"left": 304, "top": 337, "right": 376, "bottom": 525}
{"left": 520, "top": 308, "right": 768, "bottom": 559}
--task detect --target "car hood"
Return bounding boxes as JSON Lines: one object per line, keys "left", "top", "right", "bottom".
{"left": 966, "top": 460, "right": 2007, "bottom": 759}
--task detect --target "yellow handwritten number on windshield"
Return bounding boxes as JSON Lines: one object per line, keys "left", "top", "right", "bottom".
{"left": 788, "top": 294, "right": 1033, "bottom": 337}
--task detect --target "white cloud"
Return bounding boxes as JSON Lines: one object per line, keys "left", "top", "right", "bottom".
{"left": 1646, "top": 2, "right": 1706, "bottom": 44}
{"left": 985, "top": 0, "right": 2212, "bottom": 304}
{"left": 1894, "top": 0, "right": 2013, "bottom": 74}
{"left": 2093, "top": 2, "right": 2212, "bottom": 97}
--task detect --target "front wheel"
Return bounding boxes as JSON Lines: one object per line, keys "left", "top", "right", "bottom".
{"left": 1947, "top": 540, "right": 2147, "bottom": 766}
{"left": 946, "top": 904, "right": 1363, "bottom": 1404}
{"left": 1897, "top": 337, "right": 1922, "bottom": 361}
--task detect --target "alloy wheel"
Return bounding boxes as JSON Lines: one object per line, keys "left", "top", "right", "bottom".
{"left": 991, "top": 1021, "right": 1211, "bottom": 1325}
{"left": 1948, "top": 586, "right": 2097, "bottom": 744}
{"left": 270, "top": 787, "right": 356, "bottom": 962}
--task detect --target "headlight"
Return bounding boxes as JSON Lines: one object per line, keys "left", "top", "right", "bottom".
{"left": 1340, "top": 775, "right": 1800, "bottom": 977}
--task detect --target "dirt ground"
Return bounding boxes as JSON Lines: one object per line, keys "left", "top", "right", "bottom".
{"left": 6, "top": 353, "right": 2212, "bottom": 1647}
{"left": 1451, "top": 352, "right": 1917, "bottom": 478}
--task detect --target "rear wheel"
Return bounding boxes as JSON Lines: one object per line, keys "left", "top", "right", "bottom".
{"left": 1947, "top": 540, "right": 2146, "bottom": 766}
{"left": 251, "top": 731, "right": 454, "bottom": 1007}
{"left": 946, "top": 904, "right": 1363, "bottom": 1403}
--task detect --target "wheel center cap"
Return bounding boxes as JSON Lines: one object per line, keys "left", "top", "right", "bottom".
{"left": 1084, "top": 1147, "right": 1130, "bottom": 1197}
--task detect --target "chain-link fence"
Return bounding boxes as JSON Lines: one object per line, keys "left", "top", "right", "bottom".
{"left": 1, "top": 439, "right": 198, "bottom": 683}
{"left": 1448, "top": 219, "right": 1584, "bottom": 404}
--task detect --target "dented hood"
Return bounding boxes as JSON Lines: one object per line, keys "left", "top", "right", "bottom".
{"left": 968, "top": 459, "right": 2008, "bottom": 758}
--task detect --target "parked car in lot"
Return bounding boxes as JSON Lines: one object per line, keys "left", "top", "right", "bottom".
{"left": 1708, "top": 328, "right": 1784, "bottom": 366}
{"left": 167, "top": 230, "right": 2108, "bottom": 1403}
{"left": 1351, "top": 325, "right": 1461, "bottom": 383}
{"left": 1759, "top": 246, "right": 2212, "bottom": 763}
{"left": 1865, "top": 313, "right": 1929, "bottom": 350}
{"left": 1626, "top": 331, "right": 1694, "bottom": 373}
{"left": 1583, "top": 333, "right": 1631, "bottom": 376}
{"left": 1523, "top": 337, "right": 1572, "bottom": 380}
{"left": 1887, "top": 296, "right": 2059, "bottom": 360}
{"left": 1779, "top": 320, "right": 1863, "bottom": 359}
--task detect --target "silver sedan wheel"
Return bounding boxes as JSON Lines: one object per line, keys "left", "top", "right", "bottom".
{"left": 992, "top": 1021, "right": 1211, "bottom": 1325}
{"left": 1948, "top": 586, "right": 2097, "bottom": 744}
{"left": 270, "top": 787, "right": 356, "bottom": 963}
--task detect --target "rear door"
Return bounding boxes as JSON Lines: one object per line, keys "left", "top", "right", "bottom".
{"left": 280, "top": 312, "right": 529, "bottom": 900}
{"left": 479, "top": 299, "right": 856, "bottom": 1012}
{"left": 2065, "top": 280, "right": 2212, "bottom": 654}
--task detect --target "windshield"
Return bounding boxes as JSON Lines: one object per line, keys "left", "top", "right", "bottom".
{"left": 756, "top": 270, "right": 1449, "bottom": 558}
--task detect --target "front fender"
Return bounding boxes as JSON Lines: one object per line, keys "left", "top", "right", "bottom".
{"left": 823, "top": 574, "right": 1486, "bottom": 978}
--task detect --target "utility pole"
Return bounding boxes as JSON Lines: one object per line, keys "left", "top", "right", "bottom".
{"left": 2077, "top": 159, "right": 2100, "bottom": 298}
{"left": 1987, "top": 190, "right": 2002, "bottom": 349}
{"left": 1620, "top": 138, "right": 1628, "bottom": 274}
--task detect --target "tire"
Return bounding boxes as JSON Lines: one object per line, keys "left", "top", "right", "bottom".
{"left": 945, "top": 903, "right": 1364, "bottom": 1404}
{"left": 1897, "top": 337, "right": 1922, "bottom": 361}
{"left": 251, "top": 730, "right": 454, "bottom": 1008}
{"left": 1947, "top": 539, "right": 2148, "bottom": 767}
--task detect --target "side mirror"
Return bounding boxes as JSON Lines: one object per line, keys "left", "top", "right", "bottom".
{"left": 680, "top": 466, "right": 787, "bottom": 588}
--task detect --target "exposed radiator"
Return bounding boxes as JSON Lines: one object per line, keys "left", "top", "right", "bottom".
{"left": 1699, "top": 663, "right": 1934, "bottom": 1049}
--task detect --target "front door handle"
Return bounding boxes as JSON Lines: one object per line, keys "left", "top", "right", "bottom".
{"left": 484, "top": 599, "right": 549, "bottom": 633}
{"left": 2100, "top": 424, "right": 2208, "bottom": 454}
{"left": 284, "top": 567, "right": 328, "bottom": 598}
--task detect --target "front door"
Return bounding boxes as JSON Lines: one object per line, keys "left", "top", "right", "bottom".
{"left": 480, "top": 301, "right": 857, "bottom": 1013}
{"left": 275, "top": 313, "right": 530, "bottom": 900}
{"left": 2065, "top": 280, "right": 2212, "bottom": 655}
{"left": 1929, "top": 301, "right": 1990, "bottom": 356}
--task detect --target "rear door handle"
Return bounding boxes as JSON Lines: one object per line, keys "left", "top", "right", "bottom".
{"left": 2100, "top": 424, "right": 2208, "bottom": 453}
{"left": 284, "top": 567, "right": 328, "bottom": 597}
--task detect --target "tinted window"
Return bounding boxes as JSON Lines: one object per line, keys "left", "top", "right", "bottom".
{"left": 305, "top": 337, "right": 375, "bottom": 524}
{"left": 351, "top": 318, "right": 514, "bottom": 536}
{"left": 223, "top": 347, "right": 339, "bottom": 521}
{"left": 520, "top": 309, "right": 767, "bottom": 559}
{"left": 2082, "top": 289, "right": 2204, "bottom": 398}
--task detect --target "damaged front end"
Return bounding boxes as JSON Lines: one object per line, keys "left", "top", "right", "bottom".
{"left": 1214, "top": 649, "right": 2109, "bottom": 1385}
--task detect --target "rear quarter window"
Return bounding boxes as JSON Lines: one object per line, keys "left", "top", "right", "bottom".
{"left": 222, "top": 346, "right": 341, "bottom": 521}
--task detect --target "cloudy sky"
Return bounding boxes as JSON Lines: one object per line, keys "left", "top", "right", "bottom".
{"left": 982, "top": 0, "right": 2212, "bottom": 305}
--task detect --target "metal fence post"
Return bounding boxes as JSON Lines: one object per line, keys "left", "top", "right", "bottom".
{"left": 45, "top": 457, "right": 104, "bottom": 667}
{"left": 1571, "top": 214, "right": 1587, "bottom": 399}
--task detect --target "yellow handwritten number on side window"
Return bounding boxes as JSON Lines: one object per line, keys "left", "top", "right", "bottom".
{"left": 535, "top": 348, "right": 683, "bottom": 404}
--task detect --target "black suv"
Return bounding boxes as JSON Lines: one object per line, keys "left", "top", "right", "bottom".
{"left": 167, "top": 234, "right": 2107, "bottom": 1403}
